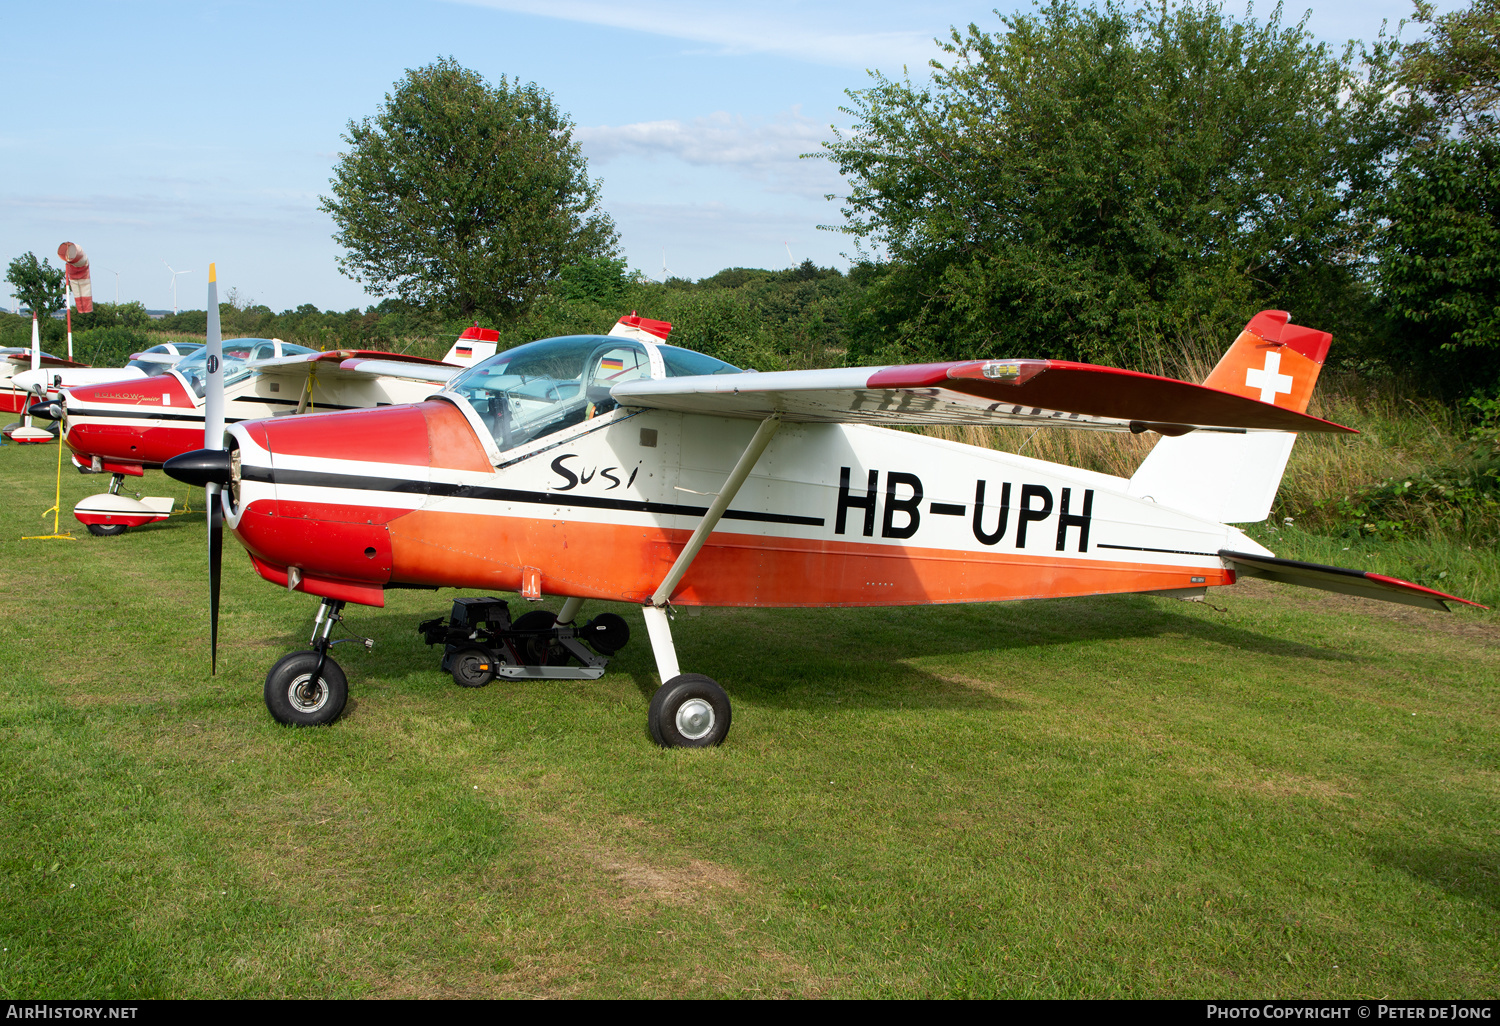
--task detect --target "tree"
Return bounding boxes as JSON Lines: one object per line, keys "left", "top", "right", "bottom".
{"left": 5, "top": 252, "right": 65, "bottom": 323}
{"left": 321, "top": 57, "right": 618, "bottom": 320}
{"left": 822, "top": 1, "right": 1399, "bottom": 367}
{"left": 1398, "top": 0, "right": 1500, "bottom": 142}
{"left": 1369, "top": 0, "right": 1500, "bottom": 394}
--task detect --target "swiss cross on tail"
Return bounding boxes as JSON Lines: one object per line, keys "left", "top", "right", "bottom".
{"left": 1203, "top": 310, "right": 1332, "bottom": 414}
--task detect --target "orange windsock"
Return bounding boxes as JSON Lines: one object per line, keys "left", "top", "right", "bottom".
{"left": 57, "top": 242, "right": 93, "bottom": 314}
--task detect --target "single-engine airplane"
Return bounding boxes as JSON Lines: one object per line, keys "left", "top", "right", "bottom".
{"left": 31, "top": 328, "right": 501, "bottom": 534}
{"left": 2, "top": 314, "right": 87, "bottom": 440}
{"left": 164, "top": 269, "right": 1482, "bottom": 748}
{"left": 13, "top": 341, "right": 205, "bottom": 401}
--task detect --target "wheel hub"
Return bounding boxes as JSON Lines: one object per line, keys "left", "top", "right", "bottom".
{"left": 289, "top": 673, "right": 328, "bottom": 713}
{"left": 675, "top": 698, "right": 715, "bottom": 740}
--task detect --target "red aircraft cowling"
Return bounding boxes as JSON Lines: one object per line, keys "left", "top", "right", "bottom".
{"left": 62, "top": 374, "right": 200, "bottom": 468}
{"left": 232, "top": 401, "right": 492, "bottom": 606}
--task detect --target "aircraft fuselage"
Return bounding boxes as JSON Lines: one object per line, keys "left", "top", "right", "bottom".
{"left": 225, "top": 398, "right": 1261, "bottom": 610}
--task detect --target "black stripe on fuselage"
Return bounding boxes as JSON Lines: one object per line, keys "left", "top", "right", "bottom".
{"left": 1097, "top": 543, "right": 1219, "bottom": 558}
{"left": 67, "top": 399, "right": 366, "bottom": 423}
{"left": 242, "top": 465, "right": 827, "bottom": 527}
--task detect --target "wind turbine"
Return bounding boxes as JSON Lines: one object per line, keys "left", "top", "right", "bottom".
{"left": 661, "top": 248, "right": 670, "bottom": 283}
{"left": 164, "top": 261, "right": 192, "bottom": 315}
{"left": 784, "top": 241, "right": 795, "bottom": 268}
{"left": 103, "top": 268, "right": 120, "bottom": 305}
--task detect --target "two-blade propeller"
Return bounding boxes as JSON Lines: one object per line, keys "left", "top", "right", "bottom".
{"left": 163, "top": 264, "right": 229, "bottom": 673}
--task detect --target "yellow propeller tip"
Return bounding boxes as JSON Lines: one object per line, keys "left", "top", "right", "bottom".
{"left": 209, "top": 263, "right": 216, "bottom": 282}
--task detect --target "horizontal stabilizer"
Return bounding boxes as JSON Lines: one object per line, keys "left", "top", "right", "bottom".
{"left": 1220, "top": 550, "right": 1485, "bottom": 612}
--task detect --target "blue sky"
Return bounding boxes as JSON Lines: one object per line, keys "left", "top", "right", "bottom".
{"left": 0, "top": 0, "right": 1453, "bottom": 314}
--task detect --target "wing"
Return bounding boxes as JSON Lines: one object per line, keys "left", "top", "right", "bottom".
{"left": 253, "top": 351, "right": 461, "bottom": 386}
{"left": 1220, "top": 551, "right": 1486, "bottom": 611}
{"left": 612, "top": 360, "right": 1355, "bottom": 435}
{"left": 7, "top": 353, "right": 87, "bottom": 370}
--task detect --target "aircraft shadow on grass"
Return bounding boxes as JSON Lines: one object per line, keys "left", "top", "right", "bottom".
{"left": 1373, "top": 841, "right": 1500, "bottom": 912}
{"left": 255, "top": 591, "right": 1357, "bottom": 716}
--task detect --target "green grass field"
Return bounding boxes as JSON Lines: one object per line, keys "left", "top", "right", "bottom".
{"left": 1, "top": 440, "right": 1496, "bottom": 998}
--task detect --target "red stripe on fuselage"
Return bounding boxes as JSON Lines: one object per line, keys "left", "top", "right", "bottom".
{"left": 233, "top": 498, "right": 1229, "bottom": 608}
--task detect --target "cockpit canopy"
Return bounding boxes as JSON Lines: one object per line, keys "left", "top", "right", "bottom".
{"left": 444, "top": 334, "right": 740, "bottom": 452}
{"left": 174, "top": 338, "right": 317, "bottom": 397}
{"left": 125, "top": 342, "right": 204, "bottom": 375}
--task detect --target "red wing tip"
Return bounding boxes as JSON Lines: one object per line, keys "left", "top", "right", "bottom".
{"left": 1364, "top": 573, "right": 1488, "bottom": 609}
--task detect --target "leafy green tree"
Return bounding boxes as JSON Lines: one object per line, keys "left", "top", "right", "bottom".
{"left": 1399, "top": 0, "right": 1500, "bottom": 141}
{"left": 1373, "top": 138, "right": 1500, "bottom": 393}
{"left": 321, "top": 57, "right": 618, "bottom": 320}
{"left": 822, "top": 0, "right": 1399, "bottom": 367}
{"left": 5, "top": 252, "right": 65, "bottom": 325}
{"left": 1365, "top": 1, "right": 1500, "bottom": 394}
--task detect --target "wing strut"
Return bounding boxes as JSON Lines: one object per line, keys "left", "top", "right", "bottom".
{"left": 641, "top": 414, "right": 783, "bottom": 681}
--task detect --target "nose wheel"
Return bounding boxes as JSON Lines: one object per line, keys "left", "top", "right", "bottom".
{"left": 264, "top": 650, "right": 348, "bottom": 726}
{"left": 264, "top": 598, "right": 366, "bottom": 726}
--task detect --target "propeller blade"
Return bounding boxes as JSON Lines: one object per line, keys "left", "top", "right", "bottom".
{"left": 204, "top": 263, "right": 224, "bottom": 676}
{"left": 210, "top": 494, "right": 222, "bottom": 674}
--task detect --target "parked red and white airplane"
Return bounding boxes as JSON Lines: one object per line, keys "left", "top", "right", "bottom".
{"left": 32, "top": 328, "right": 501, "bottom": 534}
{"left": 13, "top": 341, "right": 204, "bottom": 401}
{"left": 164, "top": 272, "right": 1482, "bottom": 747}
{"left": 2, "top": 314, "right": 86, "bottom": 441}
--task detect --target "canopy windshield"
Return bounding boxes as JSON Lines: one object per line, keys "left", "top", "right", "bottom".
{"left": 446, "top": 334, "right": 739, "bottom": 452}
{"left": 175, "top": 339, "right": 316, "bottom": 396}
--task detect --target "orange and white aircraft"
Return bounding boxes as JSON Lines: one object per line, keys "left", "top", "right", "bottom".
{"left": 165, "top": 285, "right": 1481, "bottom": 747}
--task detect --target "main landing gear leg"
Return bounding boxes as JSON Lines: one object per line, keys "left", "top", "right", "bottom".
{"left": 642, "top": 414, "right": 782, "bottom": 749}
{"left": 108, "top": 473, "right": 124, "bottom": 496}
{"left": 264, "top": 598, "right": 364, "bottom": 727}
{"left": 556, "top": 596, "right": 584, "bottom": 626}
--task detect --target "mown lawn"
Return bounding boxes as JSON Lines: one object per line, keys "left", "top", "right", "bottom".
{"left": 1, "top": 441, "right": 1496, "bottom": 998}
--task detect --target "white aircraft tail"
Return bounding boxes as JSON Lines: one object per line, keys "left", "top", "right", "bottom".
{"left": 442, "top": 326, "right": 499, "bottom": 367}
{"left": 1127, "top": 311, "right": 1332, "bottom": 523}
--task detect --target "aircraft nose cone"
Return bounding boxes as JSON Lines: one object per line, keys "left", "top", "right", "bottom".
{"left": 27, "top": 401, "right": 61, "bottom": 421}
{"left": 165, "top": 448, "right": 232, "bottom": 487}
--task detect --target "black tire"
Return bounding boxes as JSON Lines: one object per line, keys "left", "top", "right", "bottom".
{"left": 450, "top": 645, "right": 497, "bottom": 688}
{"left": 511, "top": 610, "right": 568, "bottom": 666}
{"left": 264, "top": 651, "right": 348, "bottom": 726}
{"left": 85, "top": 523, "right": 127, "bottom": 537}
{"left": 648, "top": 674, "right": 731, "bottom": 748}
{"left": 582, "top": 612, "right": 630, "bottom": 655}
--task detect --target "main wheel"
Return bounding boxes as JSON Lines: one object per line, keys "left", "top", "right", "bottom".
{"left": 85, "top": 523, "right": 127, "bottom": 537}
{"left": 450, "top": 645, "right": 497, "bottom": 688}
{"left": 511, "top": 611, "right": 569, "bottom": 666}
{"left": 264, "top": 651, "right": 348, "bottom": 726}
{"left": 648, "top": 674, "right": 731, "bottom": 748}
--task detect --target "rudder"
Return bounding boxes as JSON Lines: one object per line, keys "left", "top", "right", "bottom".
{"left": 1127, "top": 311, "right": 1332, "bottom": 523}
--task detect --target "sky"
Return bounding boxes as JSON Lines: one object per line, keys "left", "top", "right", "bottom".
{"left": 0, "top": 0, "right": 1458, "bottom": 314}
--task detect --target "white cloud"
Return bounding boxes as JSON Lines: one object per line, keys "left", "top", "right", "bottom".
{"left": 444, "top": 0, "right": 950, "bottom": 69}
{"left": 577, "top": 109, "right": 845, "bottom": 200}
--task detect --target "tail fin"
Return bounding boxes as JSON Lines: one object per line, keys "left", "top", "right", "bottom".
{"left": 1127, "top": 311, "right": 1332, "bottom": 523}
{"left": 442, "top": 325, "right": 500, "bottom": 367}
{"left": 608, "top": 312, "right": 673, "bottom": 344}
